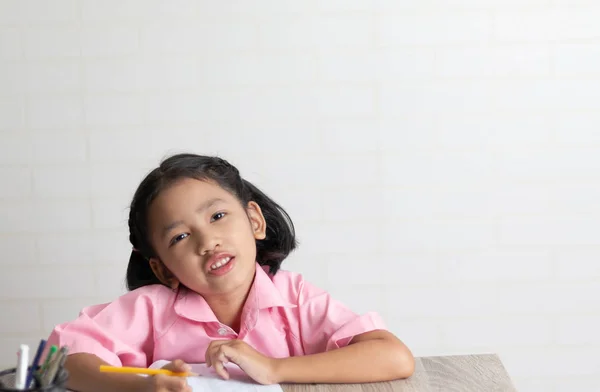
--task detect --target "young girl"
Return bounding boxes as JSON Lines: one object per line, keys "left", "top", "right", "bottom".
{"left": 47, "top": 153, "right": 414, "bottom": 392}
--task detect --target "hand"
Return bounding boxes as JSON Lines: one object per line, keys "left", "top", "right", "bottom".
{"left": 205, "top": 340, "right": 278, "bottom": 385}
{"left": 144, "top": 359, "right": 192, "bottom": 392}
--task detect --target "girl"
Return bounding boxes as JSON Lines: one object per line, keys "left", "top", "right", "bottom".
{"left": 47, "top": 153, "right": 414, "bottom": 392}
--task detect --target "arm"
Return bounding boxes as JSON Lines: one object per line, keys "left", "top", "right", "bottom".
{"left": 205, "top": 276, "right": 415, "bottom": 385}
{"left": 272, "top": 330, "right": 414, "bottom": 384}
{"left": 65, "top": 353, "right": 190, "bottom": 392}
{"left": 45, "top": 286, "right": 173, "bottom": 392}
{"left": 65, "top": 353, "right": 146, "bottom": 392}
{"left": 290, "top": 277, "right": 414, "bottom": 383}
{"left": 204, "top": 329, "right": 414, "bottom": 385}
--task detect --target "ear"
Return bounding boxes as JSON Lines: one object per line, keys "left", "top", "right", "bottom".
{"left": 149, "top": 258, "right": 180, "bottom": 291}
{"left": 246, "top": 201, "right": 267, "bottom": 240}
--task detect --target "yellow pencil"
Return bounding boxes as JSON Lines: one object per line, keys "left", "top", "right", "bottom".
{"left": 99, "top": 365, "right": 198, "bottom": 377}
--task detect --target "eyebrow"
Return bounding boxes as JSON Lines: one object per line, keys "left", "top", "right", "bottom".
{"left": 161, "top": 197, "right": 225, "bottom": 239}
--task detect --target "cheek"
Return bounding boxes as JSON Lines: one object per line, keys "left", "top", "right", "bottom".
{"left": 162, "top": 258, "right": 187, "bottom": 278}
{"left": 231, "top": 219, "right": 258, "bottom": 256}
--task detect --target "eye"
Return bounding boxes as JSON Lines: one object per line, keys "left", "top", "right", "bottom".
{"left": 170, "top": 233, "right": 189, "bottom": 246}
{"left": 211, "top": 212, "right": 226, "bottom": 222}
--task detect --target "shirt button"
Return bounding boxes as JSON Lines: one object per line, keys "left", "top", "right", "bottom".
{"left": 217, "top": 327, "right": 228, "bottom": 336}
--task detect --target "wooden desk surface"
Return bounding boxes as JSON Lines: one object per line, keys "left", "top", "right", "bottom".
{"left": 281, "top": 354, "right": 517, "bottom": 392}
{"left": 2, "top": 354, "right": 515, "bottom": 391}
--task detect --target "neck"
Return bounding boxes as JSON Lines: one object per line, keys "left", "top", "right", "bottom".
{"left": 204, "top": 274, "right": 255, "bottom": 333}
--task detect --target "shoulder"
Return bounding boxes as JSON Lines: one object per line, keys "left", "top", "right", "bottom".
{"left": 264, "top": 266, "right": 326, "bottom": 306}
{"left": 79, "top": 284, "right": 176, "bottom": 318}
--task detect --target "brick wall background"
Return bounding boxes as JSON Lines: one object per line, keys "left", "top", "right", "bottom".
{"left": 1, "top": 1, "right": 599, "bottom": 391}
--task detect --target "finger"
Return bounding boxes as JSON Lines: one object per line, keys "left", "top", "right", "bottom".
{"left": 207, "top": 339, "right": 229, "bottom": 350}
{"left": 168, "top": 377, "right": 188, "bottom": 392}
{"left": 152, "top": 374, "right": 187, "bottom": 392}
{"left": 206, "top": 348, "right": 227, "bottom": 368}
{"left": 213, "top": 360, "right": 230, "bottom": 380}
{"left": 220, "top": 345, "right": 239, "bottom": 364}
{"left": 169, "top": 379, "right": 188, "bottom": 392}
{"left": 162, "top": 359, "right": 191, "bottom": 373}
{"left": 205, "top": 351, "right": 211, "bottom": 368}
{"left": 206, "top": 339, "right": 230, "bottom": 367}
{"left": 217, "top": 350, "right": 228, "bottom": 365}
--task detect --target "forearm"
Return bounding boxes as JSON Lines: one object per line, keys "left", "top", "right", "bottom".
{"left": 273, "top": 336, "right": 414, "bottom": 384}
{"left": 65, "top": 353, "right": 146, "bottom": 392}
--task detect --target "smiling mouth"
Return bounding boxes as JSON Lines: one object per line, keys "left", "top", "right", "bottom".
{"left": 209, "top": 256, "right": 232, "bottom": 271}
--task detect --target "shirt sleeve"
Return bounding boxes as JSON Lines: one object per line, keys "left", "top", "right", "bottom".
{"left": 46, "top": 286, "right": 160, "bottom": 367}
{"left": 296, "top": 279, "right": 387, "bottom": 355}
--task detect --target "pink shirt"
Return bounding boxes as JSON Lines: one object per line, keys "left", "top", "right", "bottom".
{"left": 47, "top": 263, "right": 386, "bottom": 367}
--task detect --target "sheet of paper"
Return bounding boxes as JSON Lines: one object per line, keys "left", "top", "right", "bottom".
{"left": 150, "top": 360, "right": 284, "bottom": 392}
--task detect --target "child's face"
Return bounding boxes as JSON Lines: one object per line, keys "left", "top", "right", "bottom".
{"left": 146, "top": 177, "right": 266, "bottom": 296}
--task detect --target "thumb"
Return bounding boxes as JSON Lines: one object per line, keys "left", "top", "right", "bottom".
{"left": 162, "top": 359, "right": 191, "bottom": 373}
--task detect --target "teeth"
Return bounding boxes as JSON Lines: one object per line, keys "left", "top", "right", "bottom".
{"left": 210, "top": 257, "right": 231, "bottom": 270}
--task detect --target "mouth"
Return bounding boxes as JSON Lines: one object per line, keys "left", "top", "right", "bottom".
{"left": 206, "top": 254, "right": 236, "bottom": 276}
{"left": 209, "top": 256, "right": 232, "bottom": 270}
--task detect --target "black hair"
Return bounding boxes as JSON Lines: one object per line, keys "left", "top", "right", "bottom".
{"left": 126, "top": 153, "right": 297, "bottom": 291}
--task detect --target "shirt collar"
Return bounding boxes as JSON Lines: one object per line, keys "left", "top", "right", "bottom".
{"left": 174, "top": 262, "right": 296, "bottom": 323}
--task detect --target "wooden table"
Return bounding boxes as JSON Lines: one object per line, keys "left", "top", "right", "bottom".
{"left": 282, "top": 354, "right": 517, "bottom": 392}
{"left": 2, "top": 354, "right": 515, "bottom": 391}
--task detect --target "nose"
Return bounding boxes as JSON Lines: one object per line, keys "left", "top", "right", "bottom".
{"left": 194, "top": 228, "right": 221, "bottom": 255}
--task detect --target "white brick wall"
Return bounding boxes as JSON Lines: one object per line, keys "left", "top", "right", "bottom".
{"left": 1, "top": 1, "right": 599, "bottom": 391}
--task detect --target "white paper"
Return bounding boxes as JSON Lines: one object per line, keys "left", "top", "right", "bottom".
{"left": 150, "top": 360, "right": 284, "bottom": 392}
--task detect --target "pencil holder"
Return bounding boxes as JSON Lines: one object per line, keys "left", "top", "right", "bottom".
{"left": 0, "top": 366, "right": 68, "bottom": 392}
